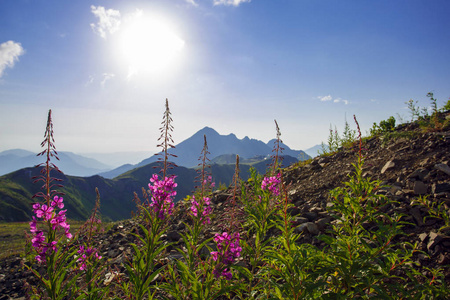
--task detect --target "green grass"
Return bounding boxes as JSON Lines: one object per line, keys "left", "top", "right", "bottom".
{"left": 0, "top": 221, "right": 29, "bottom": 260}
{"left": 0, "top": 220, "right": 112, "bottom": 260}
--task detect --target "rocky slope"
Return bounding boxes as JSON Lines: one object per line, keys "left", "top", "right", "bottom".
{"left": 1, "top": 114, "right": 449, "bottom": 299}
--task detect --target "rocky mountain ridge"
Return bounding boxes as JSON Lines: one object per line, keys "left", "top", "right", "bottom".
{"left": 100, "top": 126, "right": 310, "bottom": 179}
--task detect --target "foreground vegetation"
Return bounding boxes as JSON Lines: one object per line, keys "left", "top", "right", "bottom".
{"left": 0, "top": 220, "right": 99, "bottom": 260}
{"left": 13, "top": 95, "right": 450, "bottom": 298}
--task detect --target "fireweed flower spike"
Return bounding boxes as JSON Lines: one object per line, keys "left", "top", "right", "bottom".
{"left": 29, "top": 195, "right": 73, "bottom": 262}
{"left": 77, "top": 245, "right": 102, "bottom": 271}
{"left": 189, "top": 195, "right": 212, "bottom": 224}
{"left": 261, "top": 173, "right": 282, "bottom": 196}
{"left": 210, "top": 232, "right": 242, "bottom": 280}
{"left": 148, "top": 174, "right": 177, "bottom": 219}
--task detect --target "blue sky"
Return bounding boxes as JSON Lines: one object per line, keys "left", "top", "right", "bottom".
{"left": 1, "top": 0, "right": 449, "bottom": 155}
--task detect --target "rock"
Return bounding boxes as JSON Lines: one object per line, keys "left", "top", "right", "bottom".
{"left": 408, "top": 168, "right": 429, "bottom": 180}
{"left": 166, "top": 230, "right": 181, "bottom": 242}
{"left": 293, "top": 216, "right": 309, "bottom": 224}
{"left": 432, "top": 183, "right": 450, "bottom": 194}
{"left": 316, "top": 217, "right": 333, "bottom": 231}
{"left": 301, "top": 212, "right": 318, "bottom": 222}
{"left": 413, "top": 181, "right": 428, "bottom": 195}
{"left": 294, "top": 223, "right": 308, "bottom": 234}
{"left": 438, "top": 253, "right": 450, "bottom": 265}
{"left": 435, "top": 163, "right": 450, "bottom": 176}
{"left": 286, "top": 206, "right": 301, "bottom": 216}
{"left": 419, "top": 232, "right": 428, "bottom": 242}
{"left": 381, "top": 160, "right": 395, "bottom": 174}
{"left": 426, "top": 232, "right": 446, "bottom": 251}
{"left": 104, "top": 272, "right": 119, "bottom": 286}
{"left": 410, "top": 207, "right": 424, "bottom": 226}
{"left": 305, "top": 222, "right": 320, "bottom": 235}
{"left": 318, "top": 157, "right": 329, "bottom": 165}
{"left": 390, "top": 185, "right": 402, "bottom": 194}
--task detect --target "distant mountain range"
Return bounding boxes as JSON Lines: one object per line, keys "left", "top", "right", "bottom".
{"left": 1, "top": 127, "right": 311, "bottom": 179}
{"left": 0, "top": 127, "right": 312, "bottom": 222}
{"left": 79, "top": 151, "right": 153, "bottom": 168}
{"left": 0, "top": 149, "right": 112, "bottom": 177}
{"left": 100, "top": 127, "right": 310, "bottom": 179}
{"left": 303, "top": 144, "right": 326, "bottom": 158}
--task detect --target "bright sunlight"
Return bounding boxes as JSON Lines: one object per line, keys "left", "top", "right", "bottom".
{"left": 118, "top": 11, "right": 185, "bottom": 78}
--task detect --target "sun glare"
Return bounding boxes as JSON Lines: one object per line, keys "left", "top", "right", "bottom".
{"left": 118, "top": 12, "right": 185, "bottom": 78}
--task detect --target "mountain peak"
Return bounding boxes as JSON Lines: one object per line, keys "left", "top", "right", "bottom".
{"left": 197, "top": 126, "right": 219, "bottom": 136}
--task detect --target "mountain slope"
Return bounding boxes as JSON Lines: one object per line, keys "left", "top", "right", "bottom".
{"left": 0, "top": 154, "right": 298, "bottom": 222}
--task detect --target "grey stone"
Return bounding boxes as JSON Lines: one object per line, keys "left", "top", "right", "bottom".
{"left": 167, "top": 230, "right": 181, "bottom": 242}
{"left": 306, "top": 222, "right": 320, "bottom": 235}
{"left": 390, "top": 185, "right": 402, "bottom": 193}
{"left": 294, "top": 216, "right": 309, "bottom": 224}
{"left": 286, "top": 206, "right": 301, "bottom": 216}
{"left": 432, "top": 183, "right": 450, "bottom": 194}
{"left": 318, "top": 157, "right": 329, "bottom": 164}
{"left": 316, "top": 217, "right": 333, "bottom": 231}
{"left": 427, "top": 232, "right": 444, "bottom": 251}
{"left": 294, "top": 223, "right": 308, "bottom": 234}
{"left": 410, "top": 207, "right": 423, "bottom": 226}
{"left": 413, "top": 181, "right": 428, "bottom": 195}
{"left": 302, "top": 212, "right": 318, "bottom": 221}
{"left": 435, "top": 163, "right": 450, "bottom": 176}
{"left": 408, "top": 168, "right": 429, "bottom": 180}
{"left": 419, "top": 232, "right": 428, "bottom": 242}
{"left": 381, "top": 160, "right": 395, "bottom": 174}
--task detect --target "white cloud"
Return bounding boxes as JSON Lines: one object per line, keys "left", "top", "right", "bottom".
{"left": 101, "top": 73, "right": 115, "bottom": 87}
{"left": 0, "top": 41, "right": 25, "bottom": 78}
{"left": 334, "top": 98, "right": 349, "bottom": 105}
{"left": 213, "top": 0, "right": 251, "bottom": 6}
{"left": 85, "top": 75, "right": 94, "bottom": 86}
{"left": 318, "top": 95, "right": 332, "bottom": 102}
{"left": 318, "top": 95, "right": 349, "bottom": 105}
{"left": 185, "top": 0, "right": 198, "bottom": 6}
{"left": 90, "top": 5, "right": 121, "bottom": 39}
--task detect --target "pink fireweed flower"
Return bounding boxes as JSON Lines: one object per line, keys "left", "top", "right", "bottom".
{"left": 31, "top": 231, "right": 45, "bottom": 248}
{"left": 33, "top": 204, "right": 54, "bottom": 221}
{"left": 148, "top": 174, "right": 177, "bottom": 219}
{"left": 50, "top": 210, "right": 66, "bottom": 229}
{"left": 51, "top": 195, "right": 64, "bottom": 209}
{"left": 42, "top": 241, "right": 58, "bottom": 255}
{"left": 211, "top": 232, "right": 242, "bottom": 280}
{"left": 203, "top": 175, "right": 215, "bottom": 188}
{"left": 77, "top": 245, "right": 102, "bottom": 271}
{"left": 30, "top": 196, "right": 72, "bottom": 262}
{"left": 190, "top": 196, "right": 212, "bottom": 224}
{"left": 261, "top": 173, "right": 282, "bottom": 196}
{"left": 29, "top": 217, "right": 38, "bottom": 233}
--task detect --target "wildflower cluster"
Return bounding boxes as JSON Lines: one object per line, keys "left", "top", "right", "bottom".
{"left": 189, "top": 195, "right": 212, "bottom": 224}
{"left": 261, "top": 172, "right": 281, "bottom": 196}
{"left": 30, "top": 196, "right": 72, "bottom": 263}
{"left": 77, "top": 245, "right": 102, "bottom": 271}
{"left": 211, "top": 232, "right": 242, "bottom": 280}
{"left": 148, "top": 174, "right": 177, "bottom": 219}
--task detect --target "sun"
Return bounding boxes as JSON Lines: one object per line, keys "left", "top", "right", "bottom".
{"left": 118, "top": 12, "right": 185, "bottom": 78}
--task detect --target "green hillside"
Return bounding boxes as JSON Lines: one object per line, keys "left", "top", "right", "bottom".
{"left": 0, "top": 156, "right": 298, "bottom": 222}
